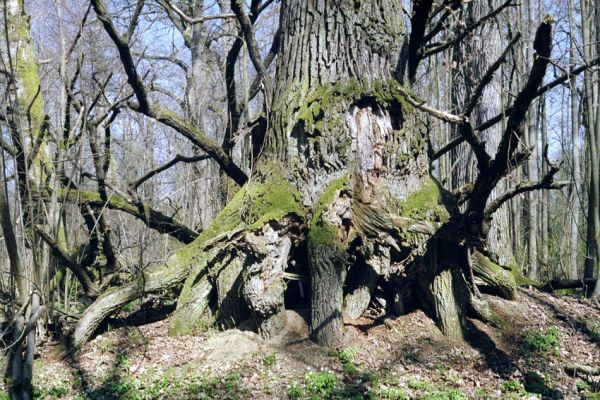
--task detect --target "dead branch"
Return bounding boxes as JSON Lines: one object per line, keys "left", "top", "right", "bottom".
{"left": 396, "top": 85, "right": 465, "bottom": 124}
{"left": 476, "top": 55, "right": 600, "bottom": 133}
{"left": 542, "top": 278, "right": 596, "bottom": 292}
{"left": 565, "top": 364, "right": 600, "bottom": 376}
{"left": 231, "top": 0, "right": 273, "bottom": 103}
{"left": 159, "top": 0, "right": 236, "bottom": 25}
{"left": 485, "top": 144, "right": 565, "bottom": 218}
{"left": 46, "top": 187, "right": 199, "bottom": 244}
{"left": 457, "top": 122, "right": 491, "bottom": 172}
{"left": 423, "top": 0, "right": 462, "bottom": 44}
{"left": 464, "top": 34, "right": 521, "bottom": 116}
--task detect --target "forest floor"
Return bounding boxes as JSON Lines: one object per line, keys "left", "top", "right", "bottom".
{"left": 31, "top": 288, "right": 600, "bottom": 399}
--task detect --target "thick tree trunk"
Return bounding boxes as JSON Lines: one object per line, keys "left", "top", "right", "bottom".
{"left": 77, "top": 0, "right": 533, "bottom": 351}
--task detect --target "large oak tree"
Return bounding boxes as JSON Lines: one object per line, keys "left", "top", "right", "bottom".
{"left": 64, "top": 0, "right": 566, "bottom": 349}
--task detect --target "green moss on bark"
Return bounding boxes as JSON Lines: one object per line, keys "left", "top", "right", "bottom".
{"left": 506, "top": 257, "right": 540, "bottom": 287}
{"left": 398, "top": 176, "right": 450, "bottom": 223}
{"left": 171, "top": 170, "right": 304, "bottom": 335}
{"left": 472, "top": 251, "right": 517, "bottom": 300}
{"left": 296, "top": 79, "right": 415, "bottom": 132}
{"left": 308, "top": 177, "right": 349, "bottom": 249}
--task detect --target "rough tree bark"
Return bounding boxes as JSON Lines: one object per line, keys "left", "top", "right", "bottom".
{"left": 73, "top": 0, "right": 556, "bottom": 349}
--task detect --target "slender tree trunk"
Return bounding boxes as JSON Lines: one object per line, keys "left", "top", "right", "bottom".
{"left": 1, "top": 0, "right": 51, "bottom": 396}
{"left": 568, "top": 0, "right": 581, "bottom": 279}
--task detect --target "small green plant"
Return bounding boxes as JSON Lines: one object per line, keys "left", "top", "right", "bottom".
{"left": 145, "top": 375, "right": 177, "bottom": 398}
{"left": 127, "top": 328, "right": 149, "bottom": 347}
{"left": 371, "top": 385, "right": 408, "bottom": 400}
{"left": 122, "top": 298, "right": 142, "bottom": 313}
{"left": 500, "top": 379, "right": 522, "bottom": 393}
{"left": 407, "top": 378, "right": 432, "bottom": 391}
{"left": 97, "top": 337, "right": 114, "bottom": 354}
{"left": 576, "top": 380, "right": 590, "bottom": 392}
{"left": 522, "top": 325, "right": 561, "bottom": 355}
{"left": 591, "top": 322, "right": 600, "bottom": 343}
{"left": 304, "top": 371, "right": 340, "bottom": 399}
{"left": 263, "top": 354, "right": 277, "bottom": 369}
{"left": 224, "top": 372, "right": 242, "bottom": 392}
{"left": 337, "top": 347, "right": 357, "bottom": 365}
{"left": 473, "top": 387, "right": 489, "bottom": 399}
{"left": 420, "top": 389, "right": 466, "bottom": 400}
{"left": 47, "top": 384, "right": 70, "bottom": 398}
{"left": 287, "top": 383, "right": 303, "bottom": 399}
{"left": 337, "top": 347, "right": 358, "bottom": 375}
{"left": 116, "top": 353, "right": 131, "bottom": 370}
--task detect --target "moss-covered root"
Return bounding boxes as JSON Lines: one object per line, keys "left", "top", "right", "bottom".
{"left": 70, "top": 242, "right": 197, "bottom": 350}
{"left": 472, "top": 251, "right": 517, "bottom": 300}
{"left": 309, "top": 178, "right": 350, "bottom": 347}
{"left": 168, "top": 273, "right": 213, "bottom": 336}
{"left": 468, "top": 294, "right": 504, "bottom": 328}
{"left": 171, "top": 169, "right": 304, "bottom": 336}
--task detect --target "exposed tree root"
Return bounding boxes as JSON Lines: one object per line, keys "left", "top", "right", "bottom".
{"left": 471, "top": 250, "right": 517, "bottom": 300}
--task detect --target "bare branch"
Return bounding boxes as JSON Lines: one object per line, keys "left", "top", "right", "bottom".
{"left": 34, "top": 226, "right": 100, "bottom": 298}
{"left": 493, "top": 17, "right": 553, "bottom": 170}
{"left": 407, "top": 0, "right": 435, "bottom": 82}
{"left": 484, "top": 175, "right": 566, "bottom": 219}
{"left": 457, "top": 122, "right": 491, "bottom": 172}
{"left": 125, "top": 0, "right": 145, "bottom": 43}
{"left": 92, "top": 0, "right": 149, "bottom": 111}
{"left": 231, "top": 0, "right": 273, "bottom": 103}
{"left": 396, "top": 85, "right": 464, "bottom": 124}
{"left": 132, "top": 154, "right": 209, "bottom": 190}
{"left": 466, "top": 16, "right": 554, "bottom": 222}
{"left": 92, "top": 0, "right": 247, "bottom": 185}
{"left": 432, "top": 134, "right": 462, "bottom": 160}
{"left": 476, "top": 55, "right": 600, "bottom": 133}
{"left": 66, "top": 3, "right": 92, "bottom": 59}
{"left": 129, "top": 102, "right": 248, "bottom": 185}
{"left": 423, "top": 0, "right": 514, "bottom": 58}
{"left": 464, "top": 34, "right": 521, "bottom": 116}
{"left": 423, "top": 1, "right": 462, "bottom": 43}
{"left": 44, "top": 188, "right": 199, "bottom": 244}
{"left": 160, "top": 0, "right": 236, "bottom": 24}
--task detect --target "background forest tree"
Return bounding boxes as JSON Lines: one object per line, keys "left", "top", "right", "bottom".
{"left": 0, "top": 0, "right": 599, "bottom": 398}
